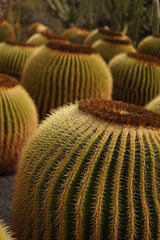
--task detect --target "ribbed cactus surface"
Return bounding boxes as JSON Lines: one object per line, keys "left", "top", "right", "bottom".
{"left": 109, "top": 52, "right": 160, "bottom": 106}
{"left": 27, "top": 22, "right": 53, "bottom": 38}
{"left": 0, "top": 74, "right": 38, "bottom": 175}
{"left": 0, "top": 40, "right": 37, "bottom": 79}
{"left": 0, "top": 19, "right": 15, "bottom": 43}
{"left": 145, "top": 95, "right": 160, "bottom": 113}
{"left": 0, "top": 220, "right": 15, "bottom": 240}
{"left": 138, "top": 35, "right": 160, "bottom": 59}
{"left": 21, "top": 40, "right": 113, "bottom": 119}
{"left": 61, "top": 27, "right": 89, "bottom": 44}
{"left": 84, "top": 26, "right": 109, "bottom": 46}
{"left": 12, "top": 99, "right": 160, "bottom": 240}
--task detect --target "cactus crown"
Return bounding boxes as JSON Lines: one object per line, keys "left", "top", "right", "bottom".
{"left": 5, "top": 40, "right": 36, "bottom": 48}
{"left": 0, "top": 74, "right": 19, "bottom": 88}
{"left": 103, "top": 37, "right": 132, "bottom": 45}
{"left": 99, "top": 28, "right": 124, "bottom": 37}
{"left": 40, "top": 32, "right": 67, "bottom": 41}
{"left": 127, "top": 51, "right": 160, "bottom": 66}
{"left": 0, "top": 18, "right": 7, "bottom": 26}
{"left": 153, "top": 34, "right": 160, "bottom": 38}
{"left": 46, "top": 40, "right": 97, "bottom": 54}
{"left": 79, "top": 99, "right": 160, "bottom": 127}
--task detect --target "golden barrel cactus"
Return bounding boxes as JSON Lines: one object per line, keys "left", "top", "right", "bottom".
{"left": 21, "top": 40, "right": 113, "bottom": 119}
{"left": 61, "top": 27, "right": 89, "bottom": 44}
{"left": 84, "top": 26, "right": 109, "bottom": 46}
{"left": 27, "top": 22, "right": 53, "bottom": 38}
{"left": 0, "top": 220, "right": 15, "bottom": 240}
{"left": 109, "top": 52, "right": 160, "bottom": 106}
{"left": 12, "top": 99, "right": 160, "bottom": 240}
{"left": 0, "top": 40, "right": 37, "bottom": 79}
{"left": 0, "top": 74, "right": 38, "bottom": 175}
{"left": 145, "top": 95, "right": 160, "bottom": 113}
{"left": 0, "top": 19, "right": 15, "bottom": 43}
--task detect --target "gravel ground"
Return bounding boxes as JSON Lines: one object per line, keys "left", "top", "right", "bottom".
{"left": 0, "top": 175, "right": 15, "bottom": 227}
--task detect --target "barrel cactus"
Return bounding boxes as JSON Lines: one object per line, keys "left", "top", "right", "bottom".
{"left": 21, "top": 39, "right": 113, "bottom": 119}
{"left": 145, "top": 95, "right": 160, "bottom": 113}
{"left": 0, "top": 40, "right": 37, "bottom": 80}
{"left": 0, "top": 74, "right": 38, "bottom": 175}
{"left": 137, "top": 35, "right": 160, "bottom": 59}
{"left": 109, "top": 51, "right": 160, "bottom": 106}
{"left": 84, "top": 26, "right": 109, "bottom": 46}
{"left": 0, "top": 19, "right": 15, "bottom": 43}
{"left": 0, "top": 220, "right": 15, "bottom": 240}
{"left": 92, "top": 29, "right": 136, "bottom": 63}
{"left": 61, "top": 27, "right": 89, "bottom": 44}
{"left": 27, "top": 22, "right": 53, "bottom": 38}
{"left": 12, "top": 98, "right": 160, "bottom": 240}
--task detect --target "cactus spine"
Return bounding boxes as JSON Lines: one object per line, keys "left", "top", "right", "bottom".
{"left": 109, "top": 52, "right": 160, "bottom": 106}
{"left": 0, "top": 74, "right": 38, "bottom": 175}
{"left": 21, "top": 40, "right": 113, "bottom": 119}
{"left": 12, "top": 99, "right": 160, "bottom": 239}
{"left": 0, "top": 220, "right": 15, "bottom": 240}
{"left": 145, "top": 95, "right": 160, "bottom": 114}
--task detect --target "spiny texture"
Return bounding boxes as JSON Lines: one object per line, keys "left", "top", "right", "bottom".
{"left": 0, "top": 220, "right": 15, "bottom": 240}
{"left": 138, "top": 35, "right": 160, "bottom": 59}
{"left": 0, "top": 74, "right": 38, "bottom": 175}
{"left": 0, "top": 19, "right": 15, "bottom": 43}
{"left": 109, "top": 52, "right": 160, "bottom": 106}
{"left": 27, "top": 22, "right": 53, "bottom": 38}
{"left": 21, "top": 40, "right": 113, "bottom": 119}
{"left": 145, "top": 95, "right": 160, "bottom": 113}
{"left": 92, "top": 30, "right": 136, "bottom": 63}
{"left": 61, "top": 27, "right": 89, "bottom": 44}
{"left": 12, "top": 99, "right": 160, "bottom": 240}
{"left": 0, "top": 40, "right": 37, "bottom": 80}
{"left": 84, "top": 26, "right": 109, "bottom": 46}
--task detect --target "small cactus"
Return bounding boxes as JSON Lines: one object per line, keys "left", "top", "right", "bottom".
{"left": 0, "top": 40, "right": 37, "bottom": 80}
{"left": 12, "top": 99, "right": 160, "bottom": 240}
{"left": 27, "top": 22, "right": 53, "bottom": 38}
{"left": 84, "top": 26, "right": 109, "bottom": 46}
{"left": 0, "top": 220, "right": 15, "bottom": 240}
{"left": 61, "top": 27, "right": 89, "bottom": 44}
{"left": 145, "top": 95, "right": 160, "bottom": 113}
{"left": 109, "top": 51, "right": 160, "bottom": 106}
{"left": 21, "top": 40, "right": 113, "bottom": 119}
{"left": 0, "top": 19, "right": 15, "bottom": 43}
{"left": 0, "top": 74, "right": 38, "bottom": 175}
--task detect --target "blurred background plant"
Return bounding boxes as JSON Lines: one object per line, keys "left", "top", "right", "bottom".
{"left": 0, "top": 0, "right": 158, "bottom": 46}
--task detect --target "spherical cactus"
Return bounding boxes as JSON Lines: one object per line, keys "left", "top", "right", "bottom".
{"left": 61, "top": 27, "right": 89, "bottom": 44}
{"left": 0, "top": 220, "right": 15, "bottom": 240}
{"left": 137, "top": 35, "right": 160, "bottom": 59}
{"left": 84, "top": 26, "right": 109, "bottom": 46}
{"left": 12, "top": 98, "right": 160, "bottom": 240}
{"left": 0, "top": 19, "right": 15, "bottom": 43}
{"left": 21, "top": 40, "right": 113, "bottom": 119}
{"left": 26, "top": 32, "right": 67, "bottom": 46}
{"left": 109, "top": 51, "right": 160, "bottom": 106}
{"left": 145, "top": 95, "right": 160, "bottom": 113}
{"left": 92, "top": 29, "right": 136, "bottom": 63}
{"left": 0, "top": 74, "right": 38, "bottom": 175}
{"left": 27, "top": 22, "right": 53, "bottom": 38}
{"left": 0, "top": 40, "right": 37, "bottom": 79}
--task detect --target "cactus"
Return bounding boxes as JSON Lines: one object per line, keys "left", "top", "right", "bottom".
{"left": 145, "top": 95, "right": 160, "bottom": 114}
{"left": 0, "top": 19, "right": 15, "bottom": 43}
{"left": 12, "top": 98, "right": 160, "bottom": 240}
{"left": 26, "top": 32, "right": 67, "bottom": 46}
{"left": 27, "top": 22, "right": 53, "bottom": 38}
{"left": 21, "top": 39, "right": 113, "bottom": 119}
{"left": 137, "top": 35, "right": 160, "bottom": 59}
{"left": 0, "top": 220, "right": 15, "bottom": 240}
{"left": 84, "top": 26, "right": 109, "bottom": 47}
{"left": 0, "top": 74, "right": 38, "bottom": 175}
{"left": 0, "top": 40, "right": 37, "bottom": 80}
{"left": 61, "top": 27, "right": 89, "bottom": 44}
{"left": 109, "top": 51, "right": 160, "bottom": 106}
{"left": 92, "top": 29, "right": 136, "bottom": 63}
{"left": 152, "top": 0, "right": 160, "bottom": 35}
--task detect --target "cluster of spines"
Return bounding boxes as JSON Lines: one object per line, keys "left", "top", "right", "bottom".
{"left": 0, "top": 220, "right": 15, "bottom": 240}
{"left": 12, "top": 99, "right": 160, "bottom": 240}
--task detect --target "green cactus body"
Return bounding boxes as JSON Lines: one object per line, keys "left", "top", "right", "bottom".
{"left": 109, "top": 52, "right": 160, "bottom": 106}
{"left": 0, "top": 40, "right": 37, "bottom": 79}
{"left": 12, "top": 99, "right": 160, "bottom": 240}
{"left": 21, "top": 40, "right": 113, "bottom": 119}
{"left": 145, "top": 95, "right": 160, "bottom": 113}
{"left": 0, "top": 19, "right": 15, "bottom": 43}
{"left": 27, "top": 22, "right": 53, "bottom": 38}
{"left": 61, "top": 27, "right": 89, "bottom": 44}
{"left": 0, "top": 220, "right": 15, "bottom": 240}
{"left": 0, "top": 74, "right": 38, "bottom": 175}
{"left": 84, "top": 26, "right": 109, "bottom": 46}
{"left": 138, "top": 35, "right": 160, "bottom": 59}
{"left": 26, "top": 32, "right": 68, "bottom": 46}
{"left": 92, "top": 30, "right": 136, "bottom": 63}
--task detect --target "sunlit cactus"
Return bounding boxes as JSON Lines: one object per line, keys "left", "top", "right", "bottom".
{"left": 27, "top": 22, "right": 53, "bottom": 38}
{"left": 21, "top": 40, "right": 113, "bottom": 119}
{"left": 109, "top": 52, "right": 160, "bottom": 106}
{"left": 0, "top": 40, "right": 37, "bottom": 80}
{"left": 0, "top": 19, "right": 15, "bottom": 43}
{"left": 0, "top": 74, "right": 38, "bottom": 175}
{"left": 84, "top": 26, "right": 109, "bottom": 46}
{"left": 145, "top": 95, "right": 160, "bottom": 113}
{"left": 12, "top": 98, "right": 160, "bottom": 240}
{"left": 0, "top": 220, "right": 15, "bottom": 240}
{"left": 92, "top": 29, "right": 136, "bottom": 63}
{"left": 137, "top": 35, "right": 160, "bottom": 59}
{"left": 61, "top": 27, "right": 89, "bottom": 44}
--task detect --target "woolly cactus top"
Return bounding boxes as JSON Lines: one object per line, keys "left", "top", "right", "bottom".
{"left": 127, "top": 52, "right": 160, "bottom": 66}
{"left": 39, "top": 32, "right": 66, "bottom": 41}
{"left": 5, "top": 40, "right": 36, "bottom": 48}
{"left": 99, "top": 28, "right": 124, "bottom": 37}
{"left": 64, "top": 27, "right": 89, "bottom": 37}
{"left": 46, "top": 40, "right": 97, "bottom": 54}
{"left": 0, "top": 19, "right": 7, "bottom": 26}
{"left": 79, "top": 99, "right": 160, "bottom": 128}
{"left": 0, "top": 74, "right": 19, "bottom": 88}
{"left": 103, "top": 37, "right": 132, "bottom": 45}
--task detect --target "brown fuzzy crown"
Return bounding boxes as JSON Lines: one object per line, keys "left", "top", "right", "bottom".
{"left": 65, "top": 27, "right": 89, "bottom": 37}
{"left": 153, "top": 34, "right": 160, "bottom": 38}
{"left": 0, "top": 74, "right": 19, "bottom": 88}
{"left": 0, "top": 18, "right": 7, "bottom": 26}
{"left": 103, "top": 37, "right": 132, "bottom": 45}
{"left": 127, "top": 52, "right": 160, "bottom": 66}
{"left": 40, "top": 32, "right": 67, "bottom": 41}
{"left": 99, "top": 28, "right": 124, "bottom": 37}
{"left": 79, "top": 99, "right": 160, "bottom": 128}
{"left": 46, "top": 40, "right": 97, "bottom": 54}
{"left": 5, "top": 40, "right": 36, "bottom": 48}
